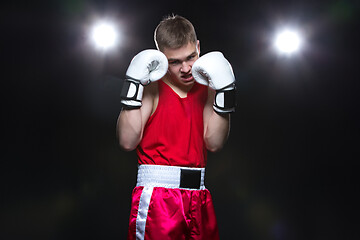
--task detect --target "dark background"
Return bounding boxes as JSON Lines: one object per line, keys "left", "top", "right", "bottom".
{"left": 2, "top": 0, "right": 359, "bottom": 239}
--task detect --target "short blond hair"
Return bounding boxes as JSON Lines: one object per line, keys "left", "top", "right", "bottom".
{"left": 154, "top": 15, "right": 197, "bottom": 51}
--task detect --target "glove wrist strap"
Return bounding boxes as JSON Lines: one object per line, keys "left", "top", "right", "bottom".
{"left": 120, "top": 77, "right": 144, "bottom": 109}
{"left": 213, "top": 83, "right": 236, "bottom": 114}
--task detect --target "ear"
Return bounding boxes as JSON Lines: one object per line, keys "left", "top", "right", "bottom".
{"left": 196, "top": 40, "right": 200, "bottom": 56}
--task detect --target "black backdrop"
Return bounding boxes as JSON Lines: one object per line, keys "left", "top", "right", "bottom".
{"left": 2, "top": 0, "right": 360, "bottom": 239}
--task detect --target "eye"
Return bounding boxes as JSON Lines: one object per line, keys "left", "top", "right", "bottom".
{"left": 169, "top": 60, "right": 180, "bottom": 66}
{"left": 187, "top": 54, "right": 196, "bottom": 61}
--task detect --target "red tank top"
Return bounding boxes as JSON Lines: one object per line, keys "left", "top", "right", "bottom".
{"left": 136, "top": 80, "right": 208, "bottom": 168}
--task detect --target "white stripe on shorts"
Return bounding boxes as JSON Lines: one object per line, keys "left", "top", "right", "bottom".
{"left": 135, "top": 186, "right": 153, "bottom": 240}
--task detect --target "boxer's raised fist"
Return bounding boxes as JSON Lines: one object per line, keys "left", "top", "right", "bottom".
{"left": 121, "top": 49, "right": 168, "bottom": 109}
{"left": 192, "top": 52, "right": 236, "bottom": 113}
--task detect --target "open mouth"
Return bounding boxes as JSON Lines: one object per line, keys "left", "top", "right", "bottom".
{"left": 181, "top": 74, "right": 193, "bottom": 82}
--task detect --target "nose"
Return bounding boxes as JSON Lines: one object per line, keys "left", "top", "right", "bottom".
{"left": 180, "top": 61, "right": 191, "bottom": 73}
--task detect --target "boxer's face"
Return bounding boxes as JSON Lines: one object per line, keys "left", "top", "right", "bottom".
{"left": 163, "top": 41, "right": 200, "bottom": 88}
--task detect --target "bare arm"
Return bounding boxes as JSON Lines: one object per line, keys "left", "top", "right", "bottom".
{"left": 117, "top": 83, "right": 157, "bottom": 151}
{"left": 203, "top": 88, "right": 230, "bottom": 152}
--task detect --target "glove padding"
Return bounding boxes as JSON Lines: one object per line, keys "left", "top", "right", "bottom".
{"left": 126, "top": 49, "right": 169, "bottom": 85}
{"left": 121, "top": 49, "right": 168, "bottom": 108}
{"left": 192, "top": 52, "right": 236, "bottom": 113}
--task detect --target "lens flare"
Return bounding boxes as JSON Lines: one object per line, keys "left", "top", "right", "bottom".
{"left": 274, "top": 29, "right": 302, "bottom": 55}
{"left": 91, "top": 21, "right": 118, "bottom": 50}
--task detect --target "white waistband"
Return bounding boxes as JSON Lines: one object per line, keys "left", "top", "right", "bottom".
{"left": 136, "top": 165, "right": 206, "bottom": 190}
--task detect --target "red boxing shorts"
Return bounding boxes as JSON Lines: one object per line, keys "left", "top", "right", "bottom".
{"left": 127, "top": 165, "right": 219, "bottom": 240}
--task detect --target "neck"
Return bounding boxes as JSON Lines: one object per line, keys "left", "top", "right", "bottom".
{"left": 162, "top": 75, "right": 194, "bottom": 98}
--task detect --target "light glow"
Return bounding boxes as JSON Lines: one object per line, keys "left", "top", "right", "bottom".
{"left": 274, "top": 29, "right": 302, "bottom": 55}
{"left": 91, "top": 21, "right": 118, "bottom": 50}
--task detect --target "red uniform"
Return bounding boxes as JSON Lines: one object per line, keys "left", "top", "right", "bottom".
{"left": 127, "top": 80, "right": 219, "bottom": 240}
{"left": 137, "top": 80, "right": 207, "bottom": 168}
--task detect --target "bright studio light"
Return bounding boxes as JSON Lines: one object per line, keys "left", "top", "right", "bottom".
{"left": 274, "top": 29, "right": 302, "bottom": 55}
{"left": 91, "top": 21, "right": 118, "bottom": 50}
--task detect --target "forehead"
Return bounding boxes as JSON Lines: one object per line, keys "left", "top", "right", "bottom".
{"left": 162, "top": 42, "right": 197, "bottom": 60}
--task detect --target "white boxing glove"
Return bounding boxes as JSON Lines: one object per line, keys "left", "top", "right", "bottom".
{"left": 121, "top": 49, "right": 168, "bottom": 109}
{"left": 192, "top": 52, "right": 236, "bottom": 113}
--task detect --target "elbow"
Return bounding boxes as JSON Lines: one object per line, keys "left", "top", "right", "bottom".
{"left": 205, "top": 140, "right": 224, "bottom": 153}
{"left": 117, "top": 127, "right": 141, "bottom": 151}
{"left": 119, "top": 138, "right": 138, "bottom": 152}
{"left": 120, "top": 144, "right": 135, "bottom": 152}
{"left": 207, "top": 145, "right": 223, "bottom": 153}
{"left": 204, "top": 132, "right": 227, "bottom": 152}
{"left": 119, "top": 142, "right": 137, "bottom": 152}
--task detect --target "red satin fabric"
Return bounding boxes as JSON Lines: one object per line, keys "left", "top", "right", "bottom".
{"left": 127, "top": 187, "right": 219, "bottom": 240}
{"left": 136, "top": 80, "right": 208, "bottom": 168}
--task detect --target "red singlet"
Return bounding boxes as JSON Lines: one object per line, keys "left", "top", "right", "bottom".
{"left": 137, "top": 80, "right": 208, "bottom": 168}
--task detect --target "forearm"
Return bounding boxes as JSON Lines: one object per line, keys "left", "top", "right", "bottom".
{"left": 117, "top": 109, "right": 143, "bottom": 151}
{"left": 204, "top": 112, "right": 230, "bottom": 152}
{"left": 117, "top": 49, "right": 166, "bottom": 151}
{"left": 193, "top": 51, "right": 235, "bottom": 152}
